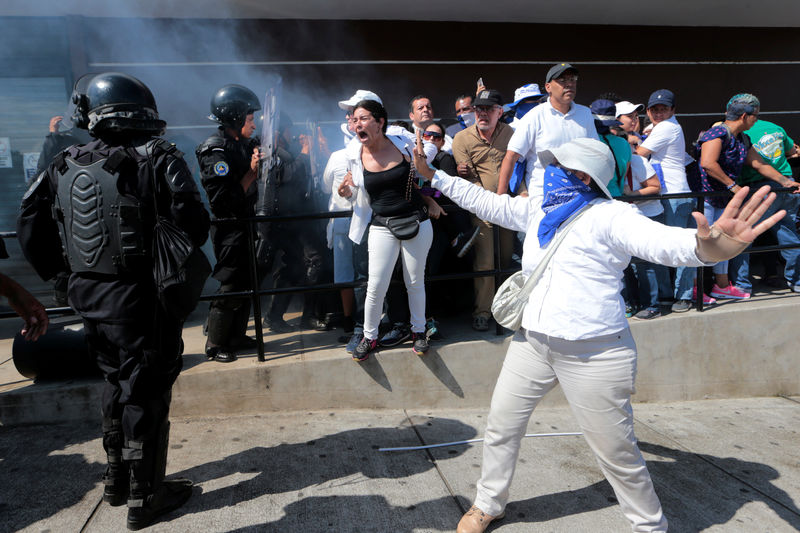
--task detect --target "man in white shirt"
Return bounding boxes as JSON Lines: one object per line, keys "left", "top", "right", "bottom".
{"left": 496, "top": 63, "right": 598, "bottom": 198}
{"left": 636, "top": 89, "right": 698, "bottom": 309}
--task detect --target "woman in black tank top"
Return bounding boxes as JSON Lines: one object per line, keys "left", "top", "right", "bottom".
{"left": 336, "top": 100, "right": 434, "bottom": 361}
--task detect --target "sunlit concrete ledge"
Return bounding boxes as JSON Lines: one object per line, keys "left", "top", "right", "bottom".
{"left": 1, "top": 290, "right": 798, "bottom": 426}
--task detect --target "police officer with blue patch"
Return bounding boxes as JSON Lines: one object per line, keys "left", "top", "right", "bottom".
{"left": 196, "top": 85, "right": 263, "bottom": 362}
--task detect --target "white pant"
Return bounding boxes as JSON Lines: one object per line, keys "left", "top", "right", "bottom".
{"left": 363, "top": 220, "right": 433, "bottom": 340}
{"left": 475, "top": 328, "right": 668, "bottom": 532}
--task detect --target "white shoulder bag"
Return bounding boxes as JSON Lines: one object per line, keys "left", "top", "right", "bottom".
{"left": 491, "top": 205, "right": 592, "bottom": 331}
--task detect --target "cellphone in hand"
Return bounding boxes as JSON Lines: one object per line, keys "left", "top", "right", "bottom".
{"left": 477, "top": 77, "right": 484, "bottom": 88}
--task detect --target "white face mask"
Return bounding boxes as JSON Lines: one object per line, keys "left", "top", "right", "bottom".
{"left": 458, "top": 112, "right": 476, "bottom": 129}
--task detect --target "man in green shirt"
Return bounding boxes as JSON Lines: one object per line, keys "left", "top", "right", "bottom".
{"left": 740, "top": 119, "right": 797, "bottom": 185}
{"left": 733, "top": 119, "right": 800, "bottom": 292}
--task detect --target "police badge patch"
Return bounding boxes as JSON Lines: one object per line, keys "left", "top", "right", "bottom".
{"left": 213, "top": 161, "right": 229, "bottom": 176}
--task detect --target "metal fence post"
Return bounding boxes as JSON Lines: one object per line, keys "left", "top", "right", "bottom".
{"left": 493, "top": 223, "right": 503, "bottom": 336}
{"left": 246, "top": 218, "right": 266, "bottom": 361}
{"left": 695, "top": 193, "right": 705, "bottom": 312}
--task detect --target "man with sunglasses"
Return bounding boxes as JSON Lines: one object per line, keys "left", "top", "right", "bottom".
{"left": 496, "top": 63, "right": 598, "bottom": 198}
{"left": 452, "top": 89, "right": 516, "bottom": 331}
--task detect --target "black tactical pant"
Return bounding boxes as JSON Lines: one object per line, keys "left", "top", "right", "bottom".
{"left": 267, "top": 222, "right": 324, "bottom": 321}
{"left": 207, "top": 276, "right": 253, "bottom": 347}
{"left": 89, "top": 308, "right": 183, "bottom": 442}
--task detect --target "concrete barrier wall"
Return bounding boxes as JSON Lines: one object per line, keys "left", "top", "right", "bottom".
{"left": 2, "top": 297, "right": 798, "bottom": 425}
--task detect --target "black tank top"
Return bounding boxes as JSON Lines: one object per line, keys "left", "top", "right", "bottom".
{"left": 363, "top": 158, "right": 425, "bottom": 221}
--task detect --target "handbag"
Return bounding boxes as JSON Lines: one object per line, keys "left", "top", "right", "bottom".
{"left": 378, "top": 212, "right": 420, "bottom": 240}
{"left": 374, "top": 148, "right": 424, "bottom": 240}
{"left": 144, "top": 141, "right": 212, "bottom": 321}
{"left": 491, "top": 205, "right": 591, "bottom": 331}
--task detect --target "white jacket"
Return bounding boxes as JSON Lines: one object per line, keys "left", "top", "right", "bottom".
{"left": 344, "top": 126, "right": 436, "bottom": 244}
{"left": 431, "top": 170, "right": 713, "bottom": 340}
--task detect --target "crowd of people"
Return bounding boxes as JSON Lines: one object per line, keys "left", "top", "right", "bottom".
{"left": 12, "top": 63, "right": 800, "bottom": 531}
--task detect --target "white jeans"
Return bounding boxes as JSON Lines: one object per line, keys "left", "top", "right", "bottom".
{"left": 363, "top": 220, "right": 433, "bottom": 340}
{"left": 475, "top": 328, "right": 668, "bottom": 532}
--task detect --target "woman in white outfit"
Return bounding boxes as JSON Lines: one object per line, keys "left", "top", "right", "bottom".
{"left": 338, "top": 100, "right": 441, "bottom": 361}
{"left": 412, "top": 135, "right": 783, "bottom": 533}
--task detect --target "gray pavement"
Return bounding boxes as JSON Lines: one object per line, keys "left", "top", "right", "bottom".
{"left": 2, "top": 397, "right": 799, "bottom": 532}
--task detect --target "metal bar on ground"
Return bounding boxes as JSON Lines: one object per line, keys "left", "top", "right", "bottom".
{"left": 379, "top": 431, "right": 583, "bottom": 452}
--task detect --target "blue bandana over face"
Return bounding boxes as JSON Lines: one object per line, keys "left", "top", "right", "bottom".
{"left": 538, "top": 164, "right": 600, "bottom": 247}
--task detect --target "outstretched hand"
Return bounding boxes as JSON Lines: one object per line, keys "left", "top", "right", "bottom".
{"left": 413, "top": 130, "right": 435, "bottom": 181}
{"left": 692, "top": 185, "right": 785, "bottom": 243}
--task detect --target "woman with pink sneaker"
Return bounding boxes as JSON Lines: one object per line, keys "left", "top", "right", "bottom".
{"left": 698, "top": 94, "right": 796, "bottom": 300}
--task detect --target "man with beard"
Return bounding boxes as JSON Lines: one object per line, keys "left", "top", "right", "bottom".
{"left": 452, "top": 89, "right": 515, "bottom": 331}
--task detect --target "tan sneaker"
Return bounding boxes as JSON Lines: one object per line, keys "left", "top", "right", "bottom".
{"left": 456, "top": 505, "right": 504, "bottom": 533}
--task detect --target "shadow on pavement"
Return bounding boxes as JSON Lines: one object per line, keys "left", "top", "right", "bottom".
{"left": 169, "top": 419, "right": 477, "bottom": 520}
{"left": 0, "top": 419, "right": 102, "bottom": 532}
{"left": 494, "top": 440, "right": 800, "bottom": 531}
{"left": 226, "top": 495, "right": 462, "bottom": 533}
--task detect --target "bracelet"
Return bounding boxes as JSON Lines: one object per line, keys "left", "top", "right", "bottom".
{"left": 726, "top": 182, "right": 737, "bottom": 190}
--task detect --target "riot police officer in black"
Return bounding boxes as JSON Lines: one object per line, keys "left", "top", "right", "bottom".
{"left": 197, "top": 84, "right": 263, "bottom": 362}
{"left": 18, "top": 72, "right": 210, "bottom": 531}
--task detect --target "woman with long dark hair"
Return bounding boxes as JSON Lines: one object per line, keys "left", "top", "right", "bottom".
{"left": 338, "top": 99, "right": 439, "bottom": 361}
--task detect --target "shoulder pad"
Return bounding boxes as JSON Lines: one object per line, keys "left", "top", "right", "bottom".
{"left": 163, "top": 152, "right": 200, "bottom": 195}
{"left": 134, "top": 139, "right": 184, "bottom": 160}
{"left": 196, "top": 135, "right": 226, "bottom": 156}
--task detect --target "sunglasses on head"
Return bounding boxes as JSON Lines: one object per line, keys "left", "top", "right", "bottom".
{"left": 422, "top": 131, "right": 443, "bottom": 139}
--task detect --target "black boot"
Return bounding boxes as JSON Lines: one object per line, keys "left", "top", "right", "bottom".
{"left": 124, "top": 419, "right": 192, "bottom": 531}
{"left": 102, "top": 418, "right": 128, "bottom": 506}
{"left": 206, "top": 306, "right": 235, "bottom": 359}
{"left": 228, "top": 300, "right": 257, "bottom": 351}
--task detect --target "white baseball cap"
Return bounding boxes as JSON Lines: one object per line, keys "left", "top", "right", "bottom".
{"left": 338, "top": 90, "right": 382, "bottom": 111}
{"left": 615, "top": 101, "right": 644, "bottom": 117}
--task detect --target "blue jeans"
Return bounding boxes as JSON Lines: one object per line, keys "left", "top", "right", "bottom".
{"left": 662, "top": 198, "right": 696, "bottom": 300}
{"left": 632, "top": 212, "right": 672, "bottom": 310}
{"left": 730, "top": 181, "right": 800, "bottom": 292}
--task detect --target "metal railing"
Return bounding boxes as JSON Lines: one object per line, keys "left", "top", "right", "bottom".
{"left": 2, "top": 186, "right": 799, "bottom": 362}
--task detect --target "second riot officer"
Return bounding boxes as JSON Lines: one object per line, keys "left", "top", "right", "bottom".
{"left": 197, "top": 85, "right": 263, "bottom": 362}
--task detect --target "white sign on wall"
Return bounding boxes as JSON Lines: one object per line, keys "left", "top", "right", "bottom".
{"left": 23, "top": 152, "right": 40, "bottom": 182}
{"left": 0, "top": 137, "right": 12, "bottom": 168}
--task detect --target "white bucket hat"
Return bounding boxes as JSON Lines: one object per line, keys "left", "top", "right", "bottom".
{"left": 338, "top": 90, "right": 382, "bottom": 110}
{"left": 537, "top": 138, "right": 615, "bottom": 199}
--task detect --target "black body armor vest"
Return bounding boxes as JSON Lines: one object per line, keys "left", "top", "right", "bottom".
{"left": 52, "top": 150, "right": 147, "bottom": 275}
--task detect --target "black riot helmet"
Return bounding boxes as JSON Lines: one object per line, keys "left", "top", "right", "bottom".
{"left": 209, "top": 85, "right": 261, "bottom": 130}
{"left": 85, "top": 72, "right": 166, "bottom": 135}
{"left": 69, "top": 73, "right": 93, "bottom": 130}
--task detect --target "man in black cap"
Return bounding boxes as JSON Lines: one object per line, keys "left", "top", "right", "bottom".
{"left": 452, "top": 89, "right": 515, "bottom": 331}
{"left": 496, "top": 63, "right": 598, "bottom": 198}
